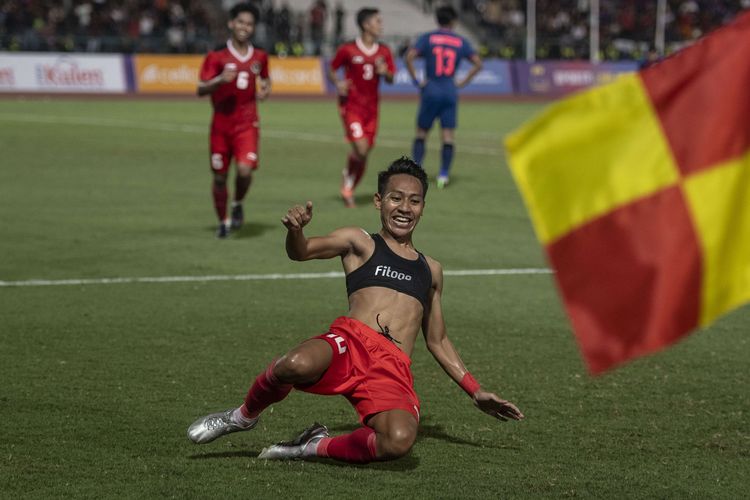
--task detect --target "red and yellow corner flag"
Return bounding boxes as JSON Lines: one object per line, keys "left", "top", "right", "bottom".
{"left": 505, "top": 11, "right": 750, "bottom": 374}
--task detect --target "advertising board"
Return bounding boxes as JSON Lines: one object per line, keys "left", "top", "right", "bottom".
{"left": 0, "top": 53, "right": 127, "bottom": 93}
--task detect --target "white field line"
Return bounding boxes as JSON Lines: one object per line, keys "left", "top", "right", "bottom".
{"left": 0, "top": 113, "right": 502, "bottom": 155}
{"left": 0, "top": 268, "right": 551, "bottom": 288}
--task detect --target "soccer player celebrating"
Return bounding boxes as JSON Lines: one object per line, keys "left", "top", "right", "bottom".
{"left": 187, "top": 157, "right": 523, "bottom": 464}
{"left": 197, "top": 3, "right": 270, "bottom": 238}
{"left": 405, "top": 6, "right": 482, "bottom": 189}
{"left": 327, "top": 8, "right": 395, "bottom": 208}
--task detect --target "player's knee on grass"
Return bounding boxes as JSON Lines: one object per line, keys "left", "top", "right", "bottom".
{"left": 377, "top": 423, "right": 417, "bottom": 459}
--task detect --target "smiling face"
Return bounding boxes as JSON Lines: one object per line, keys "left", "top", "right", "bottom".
{"left": 228, "top": 11, "right": 255, "bottom": 43}
{"left": 374, "top": 174, "right": 425, "bottom": 240}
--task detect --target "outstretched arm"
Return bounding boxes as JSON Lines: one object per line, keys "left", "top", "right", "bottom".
{"left": 422, "top": 259, "right": 524, "bottom": 422}
{"left": 281, "top": 201, "right": 360, "bottom": 261}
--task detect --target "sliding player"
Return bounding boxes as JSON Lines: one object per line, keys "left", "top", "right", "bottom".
{"left": 188, "top": 157, "right": 523, "bottom": 463}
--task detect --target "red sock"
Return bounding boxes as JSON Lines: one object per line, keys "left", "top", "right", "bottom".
{"left": 241, "top": 361, "right": 293, "bottom": 419}
{"left": 344, "top": 154, "right": 366, "bottom": 190}
{"left": 353, "top": 157, "right": 367, "bottom": 188}
{"left": 351, "top": 154, "right": 367, "bottom": 189}
{"left": 212, "top": 183, "right": 228, "bottom": 222}
{"left": 316, "top": 426, "right": 378, "bottom": 464}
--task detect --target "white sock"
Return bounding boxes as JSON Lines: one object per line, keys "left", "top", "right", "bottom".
{"left": 231, "top": 407, "right": 257, "bottom": 428}
{"left": 301, "top": 436, "right": 325, "bottom": 457}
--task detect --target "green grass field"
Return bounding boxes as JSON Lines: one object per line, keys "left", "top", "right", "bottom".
{"left": 1, "top": 97, "right": 748, "bottom": 498}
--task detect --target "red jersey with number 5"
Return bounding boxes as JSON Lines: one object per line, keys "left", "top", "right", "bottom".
{"left": 330, "top": 38, "right": 395, "bottom": 114}
{"left": 199, "top": 41, "right": 269, "bottom": 132}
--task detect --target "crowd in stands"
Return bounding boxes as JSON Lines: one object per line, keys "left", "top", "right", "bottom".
{"left": 1, "top": 0, "right": 747, "bottom": 59}
{"left": 463, "top": 0, "right": 749, "bottom": 59}
{"left": 0, "top": 0, "right": 350, "bottom": 55}
{"left": 0, "top": 0, "right": 221, "bottom": 53}
{"left": 251, "top": 1, "right": 348, "bottom": 57}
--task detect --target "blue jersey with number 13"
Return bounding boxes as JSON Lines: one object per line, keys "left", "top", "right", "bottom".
{"left": 413, "top": 29, "right": 475, "bottom": 93}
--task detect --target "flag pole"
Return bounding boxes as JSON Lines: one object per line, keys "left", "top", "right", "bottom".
{"left": 655, "top": 0, "right": 667, "bottom": 56}
{"left": 590, "top": 0, "right": 600, "bottom": 63}
{"left": 526, "top": 0, "right": 536, "bottom": 62}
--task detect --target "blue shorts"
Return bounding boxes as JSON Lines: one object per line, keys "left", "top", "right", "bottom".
{"left": 417, "top": 87, "right": 457, "bottom": 130}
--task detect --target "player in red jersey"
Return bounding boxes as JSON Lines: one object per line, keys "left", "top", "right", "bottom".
{"left": 187, "top": 157, "right": 524, "bottom": 465}
{"left": 327, "top": 8, "right": 395, "bottom": 208}
{"left": 198, "top": 3, "right": 270, "bottom": 239}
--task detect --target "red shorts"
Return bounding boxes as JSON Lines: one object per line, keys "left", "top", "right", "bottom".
{"left": 297, "top": 316, "right": 420, "bottom": 424}
{"left": 209, "top": 125, "right": 259, "bottom": 174}
{"left": 339, "top": 103, "right": 377, "bottom": 146}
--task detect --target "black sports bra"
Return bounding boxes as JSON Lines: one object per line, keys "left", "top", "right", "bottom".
{"left": 345, "top": 233, "right": 433, "bottom": 310}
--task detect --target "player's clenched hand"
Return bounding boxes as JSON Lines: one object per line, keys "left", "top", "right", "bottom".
{"left": 281, "top": 201, "right": 314, "bottom": 230}
{"left": 220, "top": 63, "right": 238, "bottom": 83}
{"left": 257, "top": 80, "right": 271, "bottom": 101}
{"left": 375, "top": 57, "right": 389, "bottom": 76}
{"left": 472, "top": 390, "right": 524, "bottom": 422}
{"left": 335, "top": 79, "right": 351, "bottom": 96}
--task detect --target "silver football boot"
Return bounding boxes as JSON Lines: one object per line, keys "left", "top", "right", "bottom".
{"left": 258, "top": 423, "right": 329, "bottom": 460}
{"left": 187, "top": 409, "right": 258, "bottom": 444}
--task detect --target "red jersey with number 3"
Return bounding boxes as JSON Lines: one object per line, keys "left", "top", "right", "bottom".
{"left": 199, "top": 41, "right": 269, "bottom": 132}
{"left": 331, "top": 38, "right": 395, "bottom": 114}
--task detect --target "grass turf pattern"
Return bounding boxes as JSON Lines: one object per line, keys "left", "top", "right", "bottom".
{"left": 0, "top": 99, "right": 747, "bottom": 498}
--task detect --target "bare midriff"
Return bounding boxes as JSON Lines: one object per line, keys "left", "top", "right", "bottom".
{"left": 347, "top": 286, "right": 423, "bottom": 357}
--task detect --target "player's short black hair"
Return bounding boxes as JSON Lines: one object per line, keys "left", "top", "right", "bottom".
{"left": 378, "top": 157, "right": 428, "bottom": 199}
{"left": 436, "top": 5, "right": 458, "bottom": 26}
{"left": 230, "top": 2, "right": 260, "bottom": 23}
{"left": 356, "top": 8, "right": 379, "bottom": 30}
